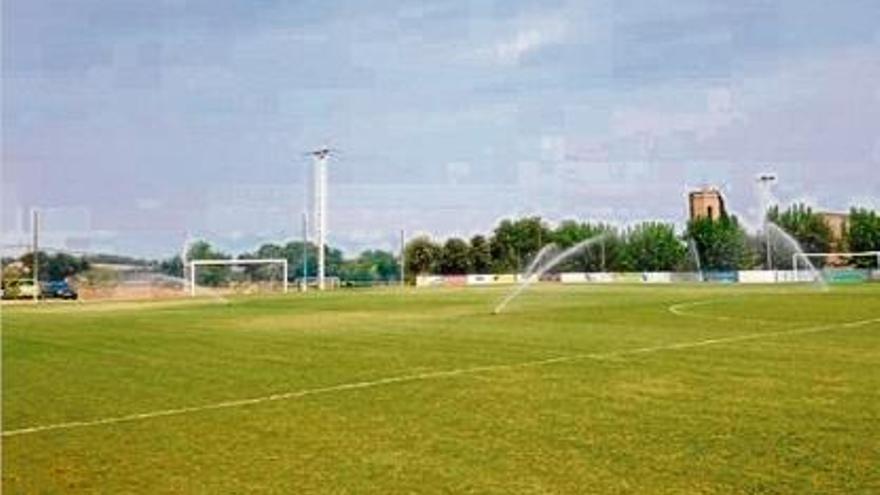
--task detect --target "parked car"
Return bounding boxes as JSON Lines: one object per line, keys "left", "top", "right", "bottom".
{"left": 1, "top": 279, "right": 40, "bottom": 300}
{"left": 41, "top": 280, "right": 78, "bottom": 300}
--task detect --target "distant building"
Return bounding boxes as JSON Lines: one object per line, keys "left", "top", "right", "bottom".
{"left": 817, "top": 211, "right": 848, "bottom": 251}
{"left": 688, "top": 187, "right": 726, "bottom": 221}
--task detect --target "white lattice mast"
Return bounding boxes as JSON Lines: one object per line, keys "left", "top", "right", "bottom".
{"left": 31, "top": 209, "right": 40, "bottom": 303}
{"left": 181, "top": 233, "right": 193, "bottom": 292}
{"left": 310, "top": 147, "right": 331, "bottom": 290}
{"left": 756, "top": 172, "right": 777, "bottom": 270}
{"left": 301, "top": 211, "right": 309, "bottom": 292}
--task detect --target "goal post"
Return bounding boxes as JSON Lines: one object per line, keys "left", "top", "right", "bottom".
{"left": 793, "top": 251, "right": 880, "bottom": 281}
{"left": 189, "top": 259, "right": 288, "bottom": 296}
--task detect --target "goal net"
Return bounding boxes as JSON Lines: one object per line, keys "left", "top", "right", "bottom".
{"left": 189, "top": 259, "right": 289, "bottom": 296}
{"left": 794, "top": 251, "right": 880, "bottom": 283}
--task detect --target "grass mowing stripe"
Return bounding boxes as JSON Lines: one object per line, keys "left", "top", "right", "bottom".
{"left": 5, "top": 313, "right": 877, "bottom": 438}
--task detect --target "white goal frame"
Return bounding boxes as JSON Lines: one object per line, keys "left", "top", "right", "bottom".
{"left": 793, "top": 251, "right": 880, "bottom": 278}
{"left": 189, "top": 259, "right": 288, "bottom": 296}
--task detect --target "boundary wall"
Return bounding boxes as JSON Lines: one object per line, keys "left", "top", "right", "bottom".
{"left": 415, "top": 269, "right": 879, "bottom": 287}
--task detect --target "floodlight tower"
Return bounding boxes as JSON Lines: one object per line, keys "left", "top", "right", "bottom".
{"left": 301, "top": 212, "right": 308, "bottom": 292}
{"left": 309, "top": 147, "right": 332, "bottom": 290}
{"left": 756, "top": 172, "right": 777, "bottom": 270}
{"left": 181, "top": 233, "right": 192, "bottom": 292}
{"left": 31, "top": 209, "right": 40, "bottom": 303}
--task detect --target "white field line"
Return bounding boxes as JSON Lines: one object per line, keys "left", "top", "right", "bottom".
{"left": 667, "top": 299, "right": 775, "bottom": 324}
{"left": 4, "top": 313, "right": 878, "bottom": 438}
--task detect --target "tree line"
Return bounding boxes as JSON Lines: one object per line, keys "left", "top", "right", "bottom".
{"left": 1, "top": 252, "right": 92, "bottom": 283}
{"left": 159, "top": 240, "right": 400, "bottom": 287}
{"left": 4, "top": 204, "right": 878, "bottom": 286}
{"left": 405, "top": 205, "right": 880, "bottom": 276}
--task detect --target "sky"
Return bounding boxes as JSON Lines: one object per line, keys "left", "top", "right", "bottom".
{"left": 3, "top": 0, "right": 879, "bottom": 258}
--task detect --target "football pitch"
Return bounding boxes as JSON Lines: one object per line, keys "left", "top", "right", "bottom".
{"left": 3, "top": 284, "right": 879, "bottom": 493}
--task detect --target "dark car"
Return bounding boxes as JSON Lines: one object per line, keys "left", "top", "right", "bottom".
{"left": 40, "top": 280, "right": 78, "bottom": 300}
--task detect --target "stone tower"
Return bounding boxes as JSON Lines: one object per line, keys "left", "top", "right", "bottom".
{"left": 688, "top": 187, "right": 726, "bottom": 221}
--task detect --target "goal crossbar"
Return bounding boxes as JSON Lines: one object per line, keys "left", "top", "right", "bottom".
{"left": 797, "top": 251, "right": 880, "bottom": 258}
{"left": 189, "top": 259, "right": 288, "bottom": 296}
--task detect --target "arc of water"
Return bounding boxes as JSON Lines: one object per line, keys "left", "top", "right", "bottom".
{"left": 493, "top": 234, "right": 608, "bottom": 314}
{"left": 749, "top": 179, "right": 825, "bottom": 290}
{"left": 687, "top": 237, "right": 703, "bottom": 282}
{"left": 520, "top": 243, "right": 558, "bottom": 282}
{"left": 765, "top": 221, "right": 826, "bottom": 288}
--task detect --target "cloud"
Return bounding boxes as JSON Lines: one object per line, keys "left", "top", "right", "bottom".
{"left": 473, "top": 16, "right": 569, "bottom": 66}
{"left": 610, "top": 90, "right": 745, "bottom": 142}
{"left": 593, "top": 45, "right": 878, "bottom": 164}
{"left": 496, "top": 21, "right": 567, "bottom": 64}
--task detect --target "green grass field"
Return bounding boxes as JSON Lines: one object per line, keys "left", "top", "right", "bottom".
{"left": 3, "top": 284, "right": 879, "bottom": 493}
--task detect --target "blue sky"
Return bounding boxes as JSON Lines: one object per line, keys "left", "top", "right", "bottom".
{"left": 3, "top": 0, "right": 879, "bottom": 258}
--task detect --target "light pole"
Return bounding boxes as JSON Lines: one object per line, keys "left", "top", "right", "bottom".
{"left": 31, "top": 209, "right": 39, "bottom": 303}
{"left": 181, "top": 233, "right": 192, "bottom": 294}
{"left": 301, "top": 212, "right": 309, "bottom": 292}
{"left": 399, "top": 229, "right": 406, "bottom": 287}
{"left": 757, "top": 173, "right": 777, "bottom": 270}
{"left": 309, "top": 147, "right": 331, "bottom": 290}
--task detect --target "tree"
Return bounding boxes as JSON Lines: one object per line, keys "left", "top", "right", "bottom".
{"left": 439, "top": 238, "right": 471, "bottom": 274}
{"left": 489, "top": 217, "right": 551, "bottom": 273}
{"left": 766, "top": 204, "right": 833, "bottom": 267}
{"left": 598, "top": 228, "right": 626, "bottom": 272}
{"left": 1, "top": 261, "right": 29, "bottom": 297}
{"left": 338, "top": 258, "right": 376, "bottom": 284}
{"left": 159, "top": 255, "right": 184, "bottom": 278}
{"left": 282, "top": 241, "right": 318, "bottom": 279}
{"left": 552, "top": 220, "right": 592, "bottom": 248}
{"left": 468, "top": 235, "right": 492, "bottom": 273}
{"left": 686, "top": 214, "right": 752, "bottom": 271}
{"left": 238, "top": 243, "right": 286, "bottom": 281}
{"left": 324, "top": 246, "right": 345, "bottom": 278}
{"left": 334, "top": 251, "right": 399, "bottom": 286}
{"left": 404, "top": 236, "right": 441, "bottom": 278}
{"left": 619, "top": 222, "right": 686, "bottom": 271}
{"left": 550, "top": 220, "right": 612, "bottom": 272}
{"left": 357, "top": 250, "right": 399, "bottom": 281}
{"left": 847, "top": 207, "right": 880, "bottom": 267}
{"left": 47, "top": 253, "right": 90, "bottom": 280}
{"left": 234, "top": 241, "right": 361, "bottom": 284}
{"left": 186, "top": 240, "right": 231, "bottom": 286}
{"left": 19, "top": 251, "right": 89, "bottom": 281}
